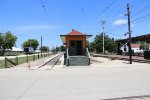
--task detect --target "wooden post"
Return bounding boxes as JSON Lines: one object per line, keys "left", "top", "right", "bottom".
{"left": 28, "top": 62, "right": 30, "bottom": 69}
{"left": 16, "top": 57, "right": 18, "bottom": 65}
{"left": 38, "top": 54, "right": 39, "bottom": 59}
{"left": 33, "top": 55, "right": 35, "bottom": 61}
{"left": 5, "top": 57, "right": 7, "bottom": 68}
{"left": 41, "top": 53, "right": 42, "bottom": 58}
{"left": 27, "top": 55, "right": 28, "bottom": 63}
{"left": 41, "top": 36, "right": 43, "bottom": 58}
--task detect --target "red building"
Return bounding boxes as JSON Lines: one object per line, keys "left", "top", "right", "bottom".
{"left": 60, "top": 29, "right": 92, "bottom": 66}
{"left": 60, "top": 29, "right": 92, "bottom": 56}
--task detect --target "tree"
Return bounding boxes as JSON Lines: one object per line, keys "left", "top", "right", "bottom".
{"left": 0, "top": 33, "right": 3, "bottom": 56}
{"left": 22, "top": 39, "right": 39, "bottom": 50}
{"left": 51, "top": 45, "right": 66, "bottom": 53}
{"left": 60, "top": 45, "right": 66, "bottom": 51}
{"left": 89, "top": 42, "right": 96, "bottom": 52}
{"left": 51, "top": 46, "right": 59, "bottom": 53}
{"left": 0, "top": 33, "right": 3, "bottom": 47}
{"left": 140, "top": 42, "right": 149, "bottom": 50}
{"left": 0, "top": 31, "right": 17, "bottom": 56}
{"left": 86, "top": 40, "right": 91, "bottom": 51}
{"left": 90, "top": 33, "right": 117, "bottom": 53}
{"left": 56, "top": 46, "right": 60, "bottom": 52}
{"left": 40, "top": 46, "right": 49, "bottom": 52}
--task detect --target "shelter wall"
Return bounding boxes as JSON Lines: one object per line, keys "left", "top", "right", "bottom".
{"left": 66, "top": 36, "right": 86, "bottom": 49}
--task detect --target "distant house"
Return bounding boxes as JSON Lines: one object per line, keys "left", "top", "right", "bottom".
{"left": 120, "top": 43, "right": 143, "bottom": 53}
{"left": 11, "top": 47, "right": 23, "bottom": 52}
{"left": 34, "top": 49, "right": 41, "bottom": 53}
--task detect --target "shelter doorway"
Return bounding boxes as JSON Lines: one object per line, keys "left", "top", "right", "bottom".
{"left": 69, "top": 40, "right": 83, "bottom": 55}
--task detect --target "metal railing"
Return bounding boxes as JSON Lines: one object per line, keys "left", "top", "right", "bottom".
{"left": 86, "top": 48, "right": 91, "bottom": 65}
{"left": 66, "top": 48, "right": 69, "bottom": 66}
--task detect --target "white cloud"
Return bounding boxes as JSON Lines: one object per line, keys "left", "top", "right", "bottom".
{"left": 118, "top": 14, "right": 123, "bottom": 17}
{"left": 113, "top": 19, "right": 127, "bottom": 26}
{"left": 18, "top": 25, "right": 61, "bottom": 30}
{"left": 0, "top": 25, "right": 61, "bottom": 33}
{"left": 99, "top": 14, "right": 104, "bottom": 18}
{"left": 131, "top": 24, "right": 134, "bottom": 27}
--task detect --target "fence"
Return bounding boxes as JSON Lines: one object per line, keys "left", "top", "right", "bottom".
{"left": 0, "top": 52, "right": 56, "bottom": 68}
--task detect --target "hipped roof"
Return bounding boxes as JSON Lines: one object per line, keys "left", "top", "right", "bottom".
{"left": 60, "top": 29, "right": 92, "bottom": 44}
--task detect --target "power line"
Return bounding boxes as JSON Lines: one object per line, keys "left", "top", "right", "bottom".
{"left": 84, "top": 0, "right": 117, "bottom": 32}
{"left": 100, "top": 0, "right": 117, "bottom": 16}
{"left": 107, "top": 12, "right": 150, "bottom": 32}
{"left": 133, "top": 16, "right": 150, "bottom": 25}
{"left": 130, "top": 13, "right": 150, "bottom": 25}
{"left": 133, "top": 6, "right": 150, "bottom": 17}
{"left": 39, "top": 0, "right": 53, "bottom": 25}
{"left": 107, "top": 32, "right": 123, "bottom": 37}
{"left": 107, "top": 0, "right": 147, "bottom": 32}
{"left": 104, "top": 13, "right": 150, "bottom": 41}
{"left": 130, "top": 0, "right": 137, "bottom": 8}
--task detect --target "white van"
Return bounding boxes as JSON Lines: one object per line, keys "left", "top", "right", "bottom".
{"left": 24, "top": 47, "right": 34, "bottom": 54}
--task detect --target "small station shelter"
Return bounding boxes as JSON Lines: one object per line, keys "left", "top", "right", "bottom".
{"left": 60, "top": 29, "right": 92, "bottom": 66}
{"left": 60, "top": 29, "right": 92, "bottom": 56}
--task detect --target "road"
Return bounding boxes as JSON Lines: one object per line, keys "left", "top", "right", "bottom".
{"left": 0, "top": 63, "right": 150, "bottom": 100}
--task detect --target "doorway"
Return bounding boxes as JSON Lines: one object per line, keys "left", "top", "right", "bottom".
{"left": 69, "top": 40, "right": 83, "bottom": 55}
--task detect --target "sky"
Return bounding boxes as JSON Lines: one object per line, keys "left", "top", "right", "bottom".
{"left": 0, "top": 0, "right": 150, "bottom": 49}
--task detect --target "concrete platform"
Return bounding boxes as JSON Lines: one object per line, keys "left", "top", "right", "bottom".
{"left": 0, "top": 62, "right": 150, "bottom": 100}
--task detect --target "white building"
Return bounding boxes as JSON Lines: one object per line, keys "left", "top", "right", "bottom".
{"left": 120, "top": 43, "right": 143, "bottom": 53}
{"left": 11, "top": 47, "right": 23, "bottom": 52}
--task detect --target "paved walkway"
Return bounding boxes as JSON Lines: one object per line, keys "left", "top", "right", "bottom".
{"left": 0, "top": 62, "right": 150, "bottom": 100}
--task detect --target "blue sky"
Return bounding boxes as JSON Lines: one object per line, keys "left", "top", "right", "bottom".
{"left": 0, "top": 0, "right": 150, "bottom": 49}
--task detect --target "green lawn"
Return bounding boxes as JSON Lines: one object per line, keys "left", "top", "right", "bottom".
{"left": 0, "top": 53, "right": 53, "bottom": 69}
{"left": 0, "top": 60, "right": 5, "bottom": 68}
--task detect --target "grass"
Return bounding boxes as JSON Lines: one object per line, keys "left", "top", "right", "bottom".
{"left": 0, "top": 53, "right": 53, "bottom": 69}
{"left": 0, "top": 60, "right": 5, "bottom": 68}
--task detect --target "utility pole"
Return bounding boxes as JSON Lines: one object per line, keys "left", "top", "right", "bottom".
{"left": 126, "top": 3, "right": 132, "bottom": 64}
{"left": 41, "top": 35, "right": 43, "bottom": 57}
{"left": 101, "top": 21, "right": 105, "bottom": 54}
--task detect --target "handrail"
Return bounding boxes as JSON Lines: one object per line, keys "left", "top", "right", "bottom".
{"left": 86, "top": 48, "right": 91, "bottom": 65}
{"left": 67, "top": 48, "right": 69, "bottom": 59}
{"left": 86, "top": 48, "right": 91, "bottom": 59}
{"left": 66, "top": 48, "right": 69, "bottom": 66}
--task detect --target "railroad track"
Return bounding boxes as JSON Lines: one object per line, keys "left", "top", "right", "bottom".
{"left": 39, "top": 53, "right": 64, "bottom": 69}
{"left": 103, "top": 95, "right": 150, "bottom": 100}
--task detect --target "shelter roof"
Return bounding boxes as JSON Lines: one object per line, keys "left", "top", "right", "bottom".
{"left": 60, "top": 29, "right": 92, "bottom": 44}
